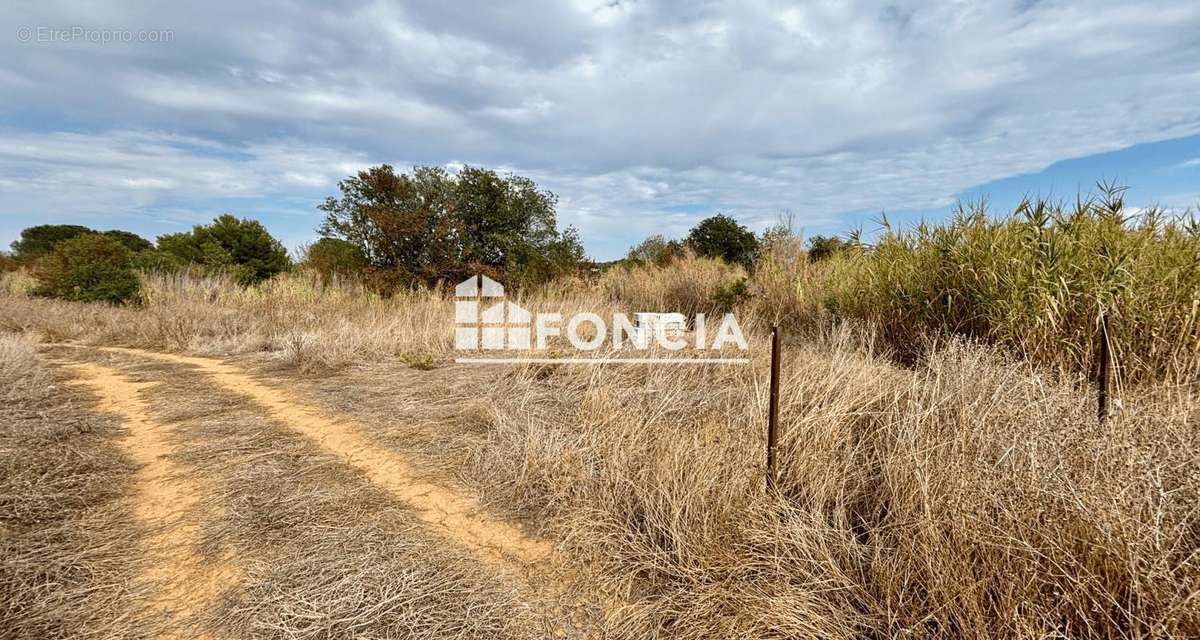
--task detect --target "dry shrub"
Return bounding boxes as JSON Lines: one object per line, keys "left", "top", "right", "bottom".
{"left": 739, "top": 240, "right": 860, "bottom": 335}
{"left": 600, "top": 252, "right": 746, "bottom": 317}
{"left": 0, "top": 269, "right": 36, "bottom": 296}
{"left": 469, "top": 328, "right": 1199, "bottom": 638}
{"left": 0, "top": 334, "right": 155, "bottom": 639}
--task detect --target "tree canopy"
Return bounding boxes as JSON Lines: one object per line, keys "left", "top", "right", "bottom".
{"left": 11, "top": 224, "right": 95, "bottom": 259}
{"left": 32, "top": 234, "right": 140, "bottom": 304}
{"left": 10, "top": 225, "right": 153, "bottom": 260}
{"left": 302, "top": 237, "right": 369, "bottom": 279}
{"left": 101, "top": 230, "right": 153, "bottom": 253}
{"left": 158, "top": 214, "right": 291, "bottom": 285}
{"left": 686, "top": 214, "right": 759, "bottom": 268}
{"left": 317, "top": 164, "right": 583, "bottom": 288}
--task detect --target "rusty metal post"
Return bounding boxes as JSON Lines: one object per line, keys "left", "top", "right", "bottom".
{"left": 766, "top": 325, "right": 781, "bottom": 492}
{"left": 1098, "top": 312, "right": 1111, "bottom": 423}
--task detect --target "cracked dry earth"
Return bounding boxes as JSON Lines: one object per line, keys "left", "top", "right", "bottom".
{"left": 44, "top": 344, "right": 604, "bottom": 639}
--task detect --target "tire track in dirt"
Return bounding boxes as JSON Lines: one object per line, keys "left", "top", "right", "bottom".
{"left": 90, "top": 346, "right": 554, "bottom": 569}
{"left": 63, "top": 361, "right": 237, "bottom": 640}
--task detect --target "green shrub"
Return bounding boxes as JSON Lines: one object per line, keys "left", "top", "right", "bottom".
{"left": 32, "top": 234, "right": 140, "bottom": 304}
{"left": 806, "top": 234, "right": 851, "bottom": 262}
{"left": 625, "top": 234, "right": 686, "bottom": 266}
{"left": 686, "top": 214, "right": 759, "bottom": 268}
{"left": 711, "top": 278, "right": 749, "bottom": 314}
{"left": 129, "top": 248, "right": 188, "bottom": 273}
{"left": 302, "top": 237, "right": 369, "bottom": 279}
{"left": 158, "top": 214, "right": 291, "bottom": 285}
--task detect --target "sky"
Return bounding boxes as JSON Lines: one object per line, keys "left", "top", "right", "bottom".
{"left": 2, "top": 1, "right": 1199, "bottom": 261}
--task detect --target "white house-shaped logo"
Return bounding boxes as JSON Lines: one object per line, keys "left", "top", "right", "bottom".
{"left": 454, "top": 275, "right": 532, "bottom": 350}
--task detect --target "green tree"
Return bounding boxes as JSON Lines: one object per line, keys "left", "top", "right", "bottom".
{"left": 625, "top": 234, "right": 685, "bottom": 266}
{"left": 686, "top": 214, "right": 759, "bottom": 268}
{"left": 32, "top": 234, "right": 140, "bottom": 304}
{"left": 507, "top": 224, "right": 587, "bottom": 286}
{"left": 158, "top": 214, "right": 291, "bottom": 285}
{"left": 318, "top": 164, "right": 584, "bottom": 287}
{"left": 453, "top": 166, "right": 563, "bottom": 267}
{"left": 318, "top": 165, "right": 460, "bottom": 282}
{"left": 11, "top": 224, "right": 94, "bottom": 260}
{"left": 302, "top": 237, "right": 369, "bottom": 278}
{"left": 806, "top": 234, "right": 850, "bottom": 262}
{"left": 101, "top": 230, "right": 153, "bottom": 253}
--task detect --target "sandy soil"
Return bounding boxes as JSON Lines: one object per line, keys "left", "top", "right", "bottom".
{"left": 64, "top": 361, "right": 238, "bottom": 639}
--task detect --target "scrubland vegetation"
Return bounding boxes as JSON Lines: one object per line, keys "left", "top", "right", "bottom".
{"left": 820, "top": 186, "right": 1200, "bottom": 384}
{"left": 476, "top": 334, "right": 1198, "bottom": 638}
{"left": 2, "top": 177, "right": 1198, "bottom": 638}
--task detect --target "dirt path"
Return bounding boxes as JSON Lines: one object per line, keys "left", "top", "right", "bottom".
{"left": 89, "top": 345, "right": 554, "bottom": 569}
{"left": 63, "top": 361, "right": 237, "bottom": 639}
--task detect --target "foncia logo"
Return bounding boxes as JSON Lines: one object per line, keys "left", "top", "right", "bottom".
{"left": 454, "top": 275, "right": 749, "bottom": 365}
{"left": 454, "top": 275, "right": 532, "bottom": 350}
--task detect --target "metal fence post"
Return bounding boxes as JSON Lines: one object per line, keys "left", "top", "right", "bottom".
{"left": 766, "top": 325, "right": 781, "bottom": 492}
{"left": 1098, "top": 312, "right": 1111, "bottom": 423}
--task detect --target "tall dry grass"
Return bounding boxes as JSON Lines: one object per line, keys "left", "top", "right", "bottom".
{"left": 784, "top": 188, "right": 1200, "bottom": 385}
{"left": 470, "top": 330, "right": 1199, "bottom": 638}
{"left": 2, "top": 266, "right": 719, "bottom": 373}
{"left": 600, "top": 252, "right": 746, "bottom": 317}
{"left": 1, "top": 269, "right": 455, "bottom": 371}
{"left": 603, "top": 188, "right": 1200, "bottom": 386}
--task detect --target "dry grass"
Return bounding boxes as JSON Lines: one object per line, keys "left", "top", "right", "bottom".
{"left": 466, "top": 330, "right": 1199, "bottom": 638}
{"left": 600, "top": 251, "right": 746, "bottom": 317}
{"left": 0, "top": 270, "right": 453, "bottom": 371}
{"left": 3, "top": 262, "right": 1198, "bottom": 638}
{"left": 0, "top": 334, "right": 157, "bottom": 639}
{"left": 118, "top": 355, "right": 542, "bottom": 639}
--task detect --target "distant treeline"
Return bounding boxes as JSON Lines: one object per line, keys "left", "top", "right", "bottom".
{"left": 3, "top": 215, "right": 290, "bottom": 303}
{"left": 8, "top": 173, "right": 1198, "bottom": 384}
{"left": 2, "top": 164, "right": 588, "bottom": 302}
{"left": 1, "top": 163, "right": 784, "bottom": 304}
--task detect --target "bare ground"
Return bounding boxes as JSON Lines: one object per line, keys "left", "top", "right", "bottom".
{"left": 61, "top": 361, "right": 238, "bottom": 638}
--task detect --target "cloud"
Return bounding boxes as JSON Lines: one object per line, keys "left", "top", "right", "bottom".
{"left": 2, "top": 0, "right": 1200, "bottom": 258}
{"left": 0, "top": 129, "right": 369, "bottom": 203}
{"left": 0, "top": 129, "right": 375, "bottom": 250}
